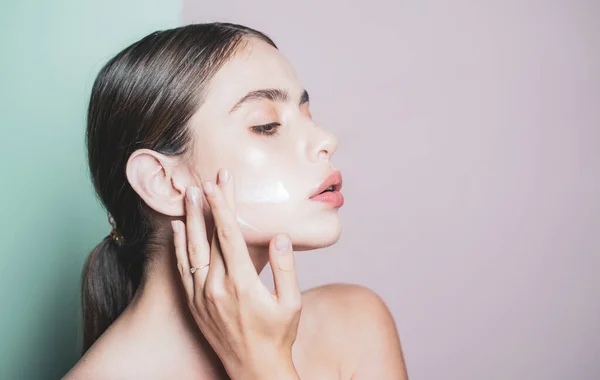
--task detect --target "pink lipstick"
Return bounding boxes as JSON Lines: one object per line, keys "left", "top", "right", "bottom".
{"left": 309, "top": 171, "right": 344, "bottom": 207}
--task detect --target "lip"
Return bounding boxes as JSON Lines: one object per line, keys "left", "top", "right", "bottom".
{"left": 309, "top": 170, "right": 343, "bottom": 199}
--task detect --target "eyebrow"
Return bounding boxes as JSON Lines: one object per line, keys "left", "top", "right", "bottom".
{"left": 228, "top": 88, "right": 310, "bottom": 114}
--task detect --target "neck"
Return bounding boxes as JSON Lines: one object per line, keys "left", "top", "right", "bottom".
{"left": 121, "top": 240, "right": 271, "bottom": 370}
{"left": 134, "top": 242, "right": 272, "bottom": 309}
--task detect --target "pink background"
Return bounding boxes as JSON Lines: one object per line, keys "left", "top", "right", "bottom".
{"left": 183, "top": 1, "right": 599, "bottom": 379}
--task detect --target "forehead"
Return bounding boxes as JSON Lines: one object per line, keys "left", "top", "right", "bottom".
{"left": 199, "top": 38, "right": 303, "bottom": 115}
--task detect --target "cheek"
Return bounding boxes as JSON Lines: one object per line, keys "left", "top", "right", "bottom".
{"left": 231, "top": 145, "right": 307, "bottom": 204}
{"left": 235, "top": 201, "right": 342, "bottom": 249}
{"left": 229, "top": 146, "right": 311, "bottom": 239}
{"left": 235, "top": 201, "right": 298, "bottom": 243}
{"left": 232, "top": 157, "right": 298, "bottom": 235}
{"left": 237, "top": 180, "right": 290, "bottom": 203}
{"left": 234, "top": 147, "right": 284, "bottom": 201}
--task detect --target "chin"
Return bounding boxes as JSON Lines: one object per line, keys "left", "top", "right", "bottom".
{"left": 240, "top": 211, "right": 342, "bottom": 251}
{"left": 292, "top": 231, "right": 342, "bottom": 251}
{"left": 290, "top": 213, "right": 342, "bottom": 251}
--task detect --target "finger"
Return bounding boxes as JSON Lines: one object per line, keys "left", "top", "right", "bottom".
{"left": 217, "top": 168, "right": 236, "bottom": 214}
{"left": 172, "top": 220, "right": 194, "bottom": 301}
{"left": 207, "top": 168, "right": 234, "bottom": 283}
{"left": 185, "top": 186, "right": 211, "bottom": 289}
{"left": 205, "top": 225, "right": 226, "bottom": 288}
{"left": 216, "top": 168, "right": 239, "bottom": 279}
{"left": 268, "top": 234, "right": 301, "bottom": 308}
{"left": 202, "top": 180, "right": 258, "bottom": 284}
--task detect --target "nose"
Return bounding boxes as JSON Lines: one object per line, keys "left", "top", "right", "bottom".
{"left": 311, "top": 127, "right": 338, "bottom": 162}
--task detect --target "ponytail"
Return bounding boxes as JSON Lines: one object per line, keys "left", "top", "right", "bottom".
{"left": 82, "top": 22, "right": 278, "bottom": 355}
{"left": 81, "top": 236, "right": 136, "bottom": 353}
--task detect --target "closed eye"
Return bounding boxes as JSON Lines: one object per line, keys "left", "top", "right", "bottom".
{"left": 250, "top": 122, "right": 281, "bottom": 136}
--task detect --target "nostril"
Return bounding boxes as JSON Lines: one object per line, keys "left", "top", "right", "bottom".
{"left": 318, "top": 150, "right": 328, "bottom": 160}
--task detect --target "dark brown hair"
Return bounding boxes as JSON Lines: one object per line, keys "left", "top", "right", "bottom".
{"left": 82, "top": 22, "right": 277, "bottom": 354}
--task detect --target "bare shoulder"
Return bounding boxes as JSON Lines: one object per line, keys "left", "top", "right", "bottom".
{"left": 300, "top": 283, "right": 407, "bottom": 379}
{"left": 301, "top": 282, "right": 398, "bottom": 339}
{"left": 303, "top": 282, "right": 389, "bottom": 308}
{"left": 62, "top": 321, "right": 140, "bottom": 380}
{"left": 62, "top": 346, "right": 111, "bottom": 380}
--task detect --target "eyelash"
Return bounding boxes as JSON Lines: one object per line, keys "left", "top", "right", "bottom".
{"left": 250, "top": 122, "right": 281, "bottom": 137}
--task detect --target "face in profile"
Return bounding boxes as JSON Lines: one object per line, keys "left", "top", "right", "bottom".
{"left": 187, "top": 38, "right": 343, "bottom": 250}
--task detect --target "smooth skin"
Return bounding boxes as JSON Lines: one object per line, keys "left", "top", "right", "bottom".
{"left": 64, "top": 173, "right": 408, "bottom": 379}
{"left": 171, "top": 169, "right": 408, "bottom": 379}
{"left": 64, "top": 37, "right": 408, "bottom": 379}
{"left": 173, "top": 169, "right": 302, "bottom": 379}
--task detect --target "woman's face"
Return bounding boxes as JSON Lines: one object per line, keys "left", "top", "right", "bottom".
{"left": 187, "top": 38, "right": 342, "bottom": 250}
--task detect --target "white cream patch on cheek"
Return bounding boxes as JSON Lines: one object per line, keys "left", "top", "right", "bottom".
{"left": 234, "top": 146, "right": 291, "bottom": 204}
{"left": 234, "top": 178, "right": 296, "bottom": 236}
{"left": 233, "top": 173, "right": 294, "bottom": 236}
{"left": 238, "top": 180, "right": 290, "bottom": 203}
{"left": 229, "top": 138, "right": 305, "bottom": 237}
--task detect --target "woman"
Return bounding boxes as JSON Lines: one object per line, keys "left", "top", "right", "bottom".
{"left": 65, "top": 22, "right": 407, "bottom": 379}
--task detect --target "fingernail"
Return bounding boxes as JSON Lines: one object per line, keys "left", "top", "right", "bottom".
{"left": 186, "top": 187, "right": 200, "bottom": 205}
{"left": 218, "top": 169, "right": 230, "bottom": 185}
{"left": 275, "top": 234, "right": 290, "bottom": 252}
{"left": 171, "top": 220, "right": 180, "bottom": 233}
{"left": 203, "top": 182, "right": 214, "bottom": 195}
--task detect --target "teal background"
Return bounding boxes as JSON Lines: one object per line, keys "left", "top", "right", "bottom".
{"left": 0, "top": 1, "right": 181, "bottom": 378}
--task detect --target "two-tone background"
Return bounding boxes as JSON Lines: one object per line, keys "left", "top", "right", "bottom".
{"left": 1, "top": 1, "right": 599, "bottom": 379}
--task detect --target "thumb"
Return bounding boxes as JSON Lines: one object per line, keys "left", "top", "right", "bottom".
{"left": 269, "top": 234, "right": 301, "bottom": 307}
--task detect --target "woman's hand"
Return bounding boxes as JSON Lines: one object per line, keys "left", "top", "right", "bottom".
{"left": 171, "top": 169, "right": 302, "bottom": 380}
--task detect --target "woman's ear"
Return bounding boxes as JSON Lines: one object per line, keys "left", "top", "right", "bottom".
{"left": 126, "top": 149, "right": 188, "bottom": 216}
